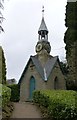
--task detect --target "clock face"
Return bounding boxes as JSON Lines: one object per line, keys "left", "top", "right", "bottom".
{"left": 36, "top": 43, "right": 42, "bottom": 52}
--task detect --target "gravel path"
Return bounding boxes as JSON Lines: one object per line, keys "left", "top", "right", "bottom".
{"left": 11, "top": 102, "right": 42, "bottom": 118}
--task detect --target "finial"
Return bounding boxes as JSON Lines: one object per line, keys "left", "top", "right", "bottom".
{"left": 42, "top": 6, "right": 44, "bottom": 18}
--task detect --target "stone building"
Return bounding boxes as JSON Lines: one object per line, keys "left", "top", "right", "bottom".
{"left": 19, "top": 7, "right": 66, "bottom": 101}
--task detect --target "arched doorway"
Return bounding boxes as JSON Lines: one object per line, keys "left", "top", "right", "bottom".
{"left": 54, "top": 77, "right": 58, "bottom": 90}
{"left": 29, "top": 76, "right": 36, "bottom": 99}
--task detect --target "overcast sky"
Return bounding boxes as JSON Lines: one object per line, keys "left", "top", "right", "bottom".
{"left": 0, "top": 0, "right": 67, "bottom": 82}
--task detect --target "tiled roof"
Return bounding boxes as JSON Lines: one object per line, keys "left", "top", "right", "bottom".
{"left": 31, "top": 56, "right": 44, "bottom": 79}
{"left": 19, "top": 55, "right": 58, "bottom": 84}
{"left": 44, "top": 56, "right": 58, "bottom": 79}
{"left": 31, "top": 55, "right": 58, "bottom": 80}
{"left": 38, "top": 17, "right": 48, "bottom": 32}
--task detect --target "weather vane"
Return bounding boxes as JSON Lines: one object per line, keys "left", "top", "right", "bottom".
{"left": 42, "top": 6, "right": 44, "bottom": 18}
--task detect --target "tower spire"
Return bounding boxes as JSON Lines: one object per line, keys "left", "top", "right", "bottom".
{"left": 42, "top": 6, "right": 44, "bottom": 18}
{"left": 38, "top": 6, "right": 48, "bottom": 41}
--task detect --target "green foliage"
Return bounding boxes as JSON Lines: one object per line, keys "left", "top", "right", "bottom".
{"left": 66, "top": 80, "right": 77, "bottom": 91}
{"left": 0, "top": 84, "right": 2, "bottom": 107}
{"left": 0, "top": 46, "right": 6, "bottom": 84}
{"left": 64, "top": 2, "right": 77, "bottom": 55}
{"left": 64, "top": 29, "right": 77, "bottom": 45}
{"left": 0, "top": 84, "right": 11, "bottom": 109}
{"left": 65, "top": 2, "right": 77, "bottom": 29}
{"left": 33, "top": 90, "right": 77, "bottom": 120}
{"left": 60, "top": 62, "right": 69, "bottom": 75}
{"left": 8, "top": 84, "right": 20, "bottom": 102}
{"left": 2, "top": 48, "right": 6, "bottom": 84}
{"left": 0, "top": 46, "right": 2, "bottom": 83}
{"left": 64, "top": 2, "right": 77, "bottom": 85}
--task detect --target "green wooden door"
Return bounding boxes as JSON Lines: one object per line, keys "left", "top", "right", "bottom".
{"left": 29, "top": 76, "right": 35, "bottom": 100}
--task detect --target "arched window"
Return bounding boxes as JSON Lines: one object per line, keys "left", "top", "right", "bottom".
{"left": 54, "top": 77, "right": 58, "bottom": 90}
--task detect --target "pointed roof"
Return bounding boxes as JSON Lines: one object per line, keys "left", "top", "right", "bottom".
{"left": 18, "top": 55, "right": 60, "bottom": 84}
{"left": 38, "top": 6, "right": 48, "bottom": 33}
{"left": 31, "top": 55, "right": 58, "bottom": 80}
{"left": 38, "top": 17, "right": 48, "bottom": 33}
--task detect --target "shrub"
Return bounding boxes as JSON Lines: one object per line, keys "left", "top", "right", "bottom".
{"left": 66, "top": 79, "right": 77, "bottom": 91}
{"left": 8, "top": 84, "right": 20, "bottom": 102}
{"left": 33, "top": 90, "right": 77, "bottom": 120}
{"left": 0, "top": 84, "right": 11, "bottom": 109}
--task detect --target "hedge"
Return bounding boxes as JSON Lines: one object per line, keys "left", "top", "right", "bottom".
{"left": 0, "top": 84, "right": 11, "bottom": 109}
{"left": 33, "top": 90, "right": 77, "bottom": 120}
{"left": 8, "top": 84, "right": 20, "bottom": 102}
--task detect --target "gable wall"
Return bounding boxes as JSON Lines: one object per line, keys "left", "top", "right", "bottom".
{"left": 47, "top": 61, "right": 66, "bottom": 89}
{"left": 20, "top": 61, "right": 66, "bottom": 101}
{"left": 20, "top": 61, "right": 46, "bottom": 101}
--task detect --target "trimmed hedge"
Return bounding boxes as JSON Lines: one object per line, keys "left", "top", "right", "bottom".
{"left": 0, "top": 84, "right": 11, "bottom": 108}
{"left": 8, "top": 84, "right": 20, "bottom": 102}
{"left": 33, "top": 90, "right": 77, "bottom": 120}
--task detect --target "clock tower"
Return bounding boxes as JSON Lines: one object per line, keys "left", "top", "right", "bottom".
{"left": 35, "top": 6, "right": 51, "bottom": 55}
{"left": 35, "top": 6, "right": 51, "bottom": 66}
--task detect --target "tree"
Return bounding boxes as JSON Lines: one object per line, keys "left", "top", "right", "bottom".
{"left": 60, "top": 61, "right": 69, "bottom": 76}
{"left": 64, "top": 1, "right": 77, "bottom": 90}
{"left": 0, "top": 46, "right": 6, "bottom": 84}
{"left": 0, "top": 0, "right": 4, "bottom": 33}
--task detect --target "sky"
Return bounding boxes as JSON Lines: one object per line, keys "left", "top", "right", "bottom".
{"left": 0, "top": 0, "right": 67, "bottom": 82}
